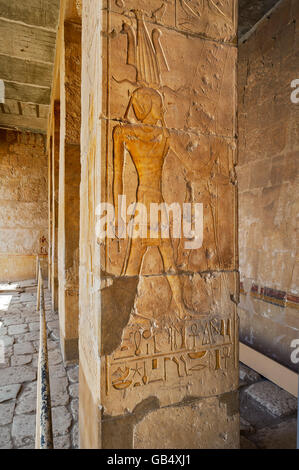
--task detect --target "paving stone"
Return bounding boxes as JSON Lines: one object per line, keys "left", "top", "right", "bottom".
{"left": 8, "top": 324, "right": 28, "bottom": 335}
{"left": 18, "top": 440, "right": 35, "bottom": 449}
{"left": 239, "top": 363, "right": 262, "bottom": 384}
{"left": 3, "top": 315, "right": 23, "bottom": 326}
{"left": 50, "top": 376, "right": 69, "bottom": 406}
{"left": 0, "top": 326, "right": 8, "bottom": 336}
{"left": 250, "top": 418, "right": 298, "bottom": 449}
{"left": 24, "top": 314, "right": 39, "bottom": 323}
{"left": 15, "top": 331, "right": 40, "bottom": 343}
{"left": 72, "top": 422, "right": 79, "bottom": 449}
{"left": 69, "top": 383, "right": 79, "bottom": 399}
{"left": 5, "top": 305, "right": 22, "bottom": 312}
{"left": 244, "top": 381, "right": 298, "bottom": 418}
{"left": 54, "top": 434, "right": 72, "bottom": 449}
{"left": 0, "top": 366, "right": 36, "bottom": 386}
{"left": 0, "top": 425, "right": 12, "bottom": 447}
{"left": 47, "top": 320, "right": 59, "bottom": 331}
{"left": 31, "top": 354, "right": 39, "bottom": 368}
{"left": 48, "top": 349, "right": 63, "bottom": 365}
{"left": 52, "top": 406, "right": 72, "bottom": 437}
{"left": 0, "top": 336, "right": 14, "bottom": 347}
{"left": 11, "top": 355, "right": 32, "bottom": 367}
{"left": 0, "top": 401, "right": 15, "bottom": 425}
{"left": 70, "top": 399, "right": 78, "bottom": 422}
{"left": 12, "top": 414, "right": 36, "bottom": 447}
{"left": 0, "top": 356, "right": 11, "bottom": 368}
{"left": 20, "top": 293, "right": 35, "bottom": 302}
{"left": 15, "top": 382, "right": 37, "bottom": 415}
{"left": 0, "top": 442, "right": 13, "bottom": 449}
{"left": 67, "top": 365, "right": 79, "bottom": 384}
{"left": 0, "top": 357, "right": 10, "bottom": 370}
{"left": 49, "top": 363, "right": 67, "bottom": 379}
{"left": 0, "top": 384, "right": 21, "bottom": 403}
{"left": 47, "top": 339, "right": 59, "bottom": 351}
{"left": 14, "top": 342, "right": 35, "bottom": 355}
{"left": 240, "top": 435, "right": 258, "bottom": 449}
{"left": 29, "top": 322, "right": 40, "bottom": 332}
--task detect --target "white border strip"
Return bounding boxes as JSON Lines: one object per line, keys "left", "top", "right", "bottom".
{"left": 240, "top": 342, "right": 298, "bottom": 397}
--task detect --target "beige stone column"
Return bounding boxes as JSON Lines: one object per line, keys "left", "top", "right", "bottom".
{"left": 47, "top": 136, "right": 53, "bottom": 289}
{"left": 51, "top": 101, "right": 60, "bottom": 311}
{"left": 79, "top": 0, "right": 239, "bottom": 448}
{"left": 58, "top": 21, "right": 81, "bottom": 361}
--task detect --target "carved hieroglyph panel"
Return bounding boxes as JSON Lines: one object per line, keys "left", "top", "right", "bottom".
{"left": 107, "top": 13, "right": 237, "bottom": 136}
{"left": 101, "top": 271, "right": 238, "bottom": 416}
{"left": 176, "top": 0, "right": 237, "bottom": 42}
{"left": 109, "top": 0, "right": 176, "bottom": 28}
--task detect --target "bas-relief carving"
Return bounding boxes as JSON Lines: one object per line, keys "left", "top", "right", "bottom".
{"left": 110, "top": 0, "right": 176, "bottom": 28}
{"left": 109, "top": 0, "right": 237, "bottom": 41}
{"left": 108, "top": 13, "right": 237, "bottom": 136}
{"left": 176, "top": 0, "right": 236, "bottom": 41}
{"left": 104, "top": 12, "right": 237, "bottom": 276}
{"left": 99, "top": 10, "right": 237, "bottom": 415}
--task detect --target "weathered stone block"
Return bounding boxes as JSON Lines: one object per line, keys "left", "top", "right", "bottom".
{"left": 0, "top": 366, "right": 36, "bottom": 386}
{"left": 0, "top": 384, "right": 21, "bottom": 403}
{"left": 250, "top": 418, "right": 298, "bottom": 450}
{"left": 244, "top": 381, "right": 297, "bottom": 418}
{"left": 12, "top": 413, "right": 36, "bottom": 447}
{"left": 239, "top": 363, "right": 261, "bottom": 384}
{"left": 52, "top": 406, "right": 72, "bottom": 437}
{"left": 0, "top": 425, "right": 11, "bottom": 448}
{"left": 0, "top": 401, "right": 15, "bottom": 425}
{"left": 15, "top": 382, "right": 37, "bottom": 415}
{"left": 13, "top": 342, "right": 35, "bottom": 356}
{"left": 8, "top": 324, "right": 28, "bottom": 336}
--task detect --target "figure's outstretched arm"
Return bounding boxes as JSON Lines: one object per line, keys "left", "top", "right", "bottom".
{"left": 113, "top": 125, "right": 125, "bottom": 221}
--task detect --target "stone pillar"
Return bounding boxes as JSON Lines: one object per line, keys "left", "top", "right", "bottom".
{"left": 58, "top": 21, "right": 81, "bottom": 361}
{"left": 79, "top": 0, "right": 239, "bottom": 448}
{"left": 47, "top": 136, "right": 53, "bottom": 289}
{"left": 51, "top": 101, "right": 60, "bottom": 311}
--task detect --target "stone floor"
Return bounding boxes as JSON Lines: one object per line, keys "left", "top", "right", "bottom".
{"left": 0, "top": 280, "right": 78, "bottom": 449}
{"left": 0, "top": 281, "right": 297, "bottom": 449}
{"left": 239, "top": 363, "right": 298, "bottom": 449}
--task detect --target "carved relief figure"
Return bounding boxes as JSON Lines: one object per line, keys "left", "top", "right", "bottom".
{"left": 112, "top": 10, "right": 200, "bottom": 319}
{"left": 103, "top": 9, "right": 237, "bottom": 403}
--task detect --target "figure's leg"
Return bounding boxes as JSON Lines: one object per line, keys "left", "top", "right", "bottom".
{"left": 122, "top": 237, "right": 147, "bottom": 276}
{"left": 158, "top": 241, "right": 186, "bottom": 319}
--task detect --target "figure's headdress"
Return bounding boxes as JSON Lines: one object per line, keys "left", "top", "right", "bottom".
{"left": 122, "top": 10, "right": 169, "bottom": 89}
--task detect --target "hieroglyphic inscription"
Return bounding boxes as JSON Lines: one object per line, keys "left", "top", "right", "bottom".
{"left": 106, "top": 314, "right": 234, "bottom": 394}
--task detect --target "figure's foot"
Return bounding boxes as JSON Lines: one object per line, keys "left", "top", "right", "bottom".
{"left": 175, "top": 304, "right": 203, "bottom": 321}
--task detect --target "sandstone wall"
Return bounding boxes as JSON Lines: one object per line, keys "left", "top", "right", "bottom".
{"left": 0, "top": 130, "right": 48, "bottom": 281}
{"left": 79, "top": 0, "right": 239, "bottom": 449}
{"left": 238, "top": 0, "right": 299, "bottom": 370}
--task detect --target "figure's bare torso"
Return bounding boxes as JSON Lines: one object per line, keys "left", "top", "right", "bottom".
{"left": 123, "top": 124, "right": 170, "bottom": 208}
